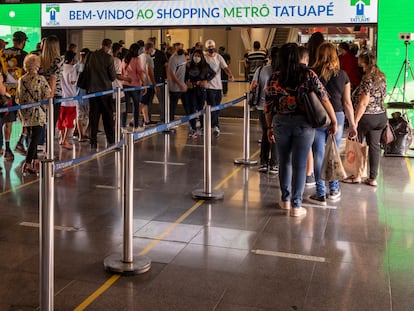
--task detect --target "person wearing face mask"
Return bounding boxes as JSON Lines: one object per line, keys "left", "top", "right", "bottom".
{"left": 204, "top": 39, "right": 234, "bottom": 137}
{"left": 147, "top": 37, "right": 168, "bottom": 123}
{"left": 167, "top": 42, "right": 188, "bottom": 123}
{"left": 185, "top": 49, "right": 215, "bottom": 137}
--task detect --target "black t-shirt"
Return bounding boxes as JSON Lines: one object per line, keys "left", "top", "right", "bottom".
{"left": 151, "top": 49, "right": 168, "bottom": 82}
{"left": 320, "top": 69, "right": 350, "bottom": 112}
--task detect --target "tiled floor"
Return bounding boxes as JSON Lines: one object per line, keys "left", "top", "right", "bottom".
{"left": 1, "top": 84, "right": 414, "bottom": 310}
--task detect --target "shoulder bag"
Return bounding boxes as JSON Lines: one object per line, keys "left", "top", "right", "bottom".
{"left": 248, "top": 65, "right": 264, "bottom": 107}
{"left": 301, "top": 90, "right": 331, "bottom": 128}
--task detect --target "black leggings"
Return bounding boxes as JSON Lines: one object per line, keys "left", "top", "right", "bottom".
{"left": 25, "top": 125, "right": 42, "bottom": 164}
{"left": 357, "top": 112, "right": 387, "bottom": 179}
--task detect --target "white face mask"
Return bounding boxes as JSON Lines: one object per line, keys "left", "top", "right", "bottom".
{"left": 193, "top": 56, "right": 201, "bottom": 64}
{"left": 150, "top": 49, "right": 155, "bottom": 56}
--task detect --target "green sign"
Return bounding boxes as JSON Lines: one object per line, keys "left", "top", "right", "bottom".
{"left": 0, "top": 4, "right": 41, "bottom": 53}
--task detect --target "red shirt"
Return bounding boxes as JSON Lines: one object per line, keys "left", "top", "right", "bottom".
{"left": 339, "top": 52, "right": 361, "bottom": 87}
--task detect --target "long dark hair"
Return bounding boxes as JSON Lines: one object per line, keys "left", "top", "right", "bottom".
{"left": 269, "top": 46, "right": 280, "bottom": 72}
{"left": 190, "top": 49, "right": 208, "bottom": 68}
{"left": 124, "top": 43, "right": 140, "bottom": 65}
{"left": 307, "top": 31, "right": 325, "bottom": 67}
{"left": 278, "top": 43, "right": 302, "bottom": 88}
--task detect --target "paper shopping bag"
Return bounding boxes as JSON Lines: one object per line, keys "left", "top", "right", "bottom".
{"left": 321, "top": 135, "right": 346, "bottom": 181}
{"left": 343, "top": 138, "right": 368, "bottom": 177}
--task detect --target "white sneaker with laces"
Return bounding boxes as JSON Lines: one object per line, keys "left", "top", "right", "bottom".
{"left": 290, "top": 207, "right": 307, "bottom": 217}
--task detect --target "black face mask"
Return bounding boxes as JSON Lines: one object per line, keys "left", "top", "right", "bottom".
{"left": 177, "top": 49, "right": 184, "bottom": 55}
{"left": 208, "top": 48, "right": 215, "bottom": 54}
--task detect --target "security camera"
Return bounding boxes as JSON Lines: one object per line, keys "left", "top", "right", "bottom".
{"left": 399, "top": 33, "right": 414, "bottom": 41}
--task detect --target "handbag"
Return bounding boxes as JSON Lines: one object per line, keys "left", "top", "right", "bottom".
{"left": 343, "top": 138, "right": 368, "bottom": 177}
{"left": 320, "top": 135, "right": 346, "bottom": 181}
{"left": 248, "top": 65, "right": 264, "bottom": 107}
{"left": 301, "top": 91, "right": 331, "bottom": 128}
{"left": 1, "top": 94, "right": 12, "bottom": 108}
{"left": 380, "top": 121, "right": 396, "bottom": 149}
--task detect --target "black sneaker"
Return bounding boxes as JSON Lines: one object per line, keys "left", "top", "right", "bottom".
{"left": 305, "top": 174, "right": 316, "bottom": 187}
{"left": 328, "top": 190, "right": 341, "bottom": 200}
{"left": 258, "top": 164, "right": 268, "bottom": 172}
{"left": 307, "top": 194, "right": 326, "bottom": 206}
{"left": 269, "top": 165, "right": 279, "bottom": 174}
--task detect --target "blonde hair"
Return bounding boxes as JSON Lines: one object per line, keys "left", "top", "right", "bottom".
{"left": 312, "top": 42, "right": 340, "bottom": 82}
{"left": 24, "top": 54, "right": 41, "bottom": 73}
{"left": 41, "top": 35, "right": 60, "bottom": 71}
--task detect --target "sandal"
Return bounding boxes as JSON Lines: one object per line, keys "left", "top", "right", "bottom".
{"left": 364, "top": 178, "right": 377, "bottom": 187}
{"left": 342, "top": 175, "right": 361, "bottom": 184}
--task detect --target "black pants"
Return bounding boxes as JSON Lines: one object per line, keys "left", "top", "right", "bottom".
{"left": 357, "top": 112, "right": 387, "bottom": 179}
{"left": 26, "top": 125, "right": 42, "bottom": 164}
{"left": 89, "top": 94, "right": 115, "bottom": 146}
{"left": 258, "top": 110, "right": 278, "bottom": 166}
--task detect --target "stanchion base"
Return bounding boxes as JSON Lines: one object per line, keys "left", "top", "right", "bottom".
{"left": 234, "top": 159, "right": 258, "bottom": 165}
{"left": 104, "top": 253, "right": 151, "bottom": 275}
{"left": 192, "top": 189, "right": 224, "bottom": 200}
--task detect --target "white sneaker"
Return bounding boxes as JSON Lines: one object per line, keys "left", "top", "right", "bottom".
{"left": 213, "top": 126, "right": 220, "bottom": 137}
{"left": 279, "top": 201, "right": 291, "bottom": 210}
{"left": 290, "top": 207, "right": 307, "bottom": 217}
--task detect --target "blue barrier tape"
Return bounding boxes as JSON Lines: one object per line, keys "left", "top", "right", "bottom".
{"left": 0, "top": 83, "right": 166, "bottom": 113}
{"left": 54, "top": 94, "right": 245, "bottom": 171}
{"left": 0, "top": 100, "right": 48, "bottom": 114}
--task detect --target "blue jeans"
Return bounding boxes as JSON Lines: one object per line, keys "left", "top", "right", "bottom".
{"left": 274, "top": 114, "right": 315, "bottom": 208}
{"left": 122, "top": 87, "right": 142, "bottom": 128}
{"left": 312, "top": 112, "right": 345, "bottom": 196}
{"left": 206, "top": 89, "right": 222, "bottom": 128}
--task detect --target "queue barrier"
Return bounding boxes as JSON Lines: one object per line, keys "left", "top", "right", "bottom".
{"left": 32, "top": 81, "right": 250, "bottom": 310}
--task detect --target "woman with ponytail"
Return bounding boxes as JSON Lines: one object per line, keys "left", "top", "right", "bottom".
{"left": 343, "top": 52, "right": 387, "bottom": 187}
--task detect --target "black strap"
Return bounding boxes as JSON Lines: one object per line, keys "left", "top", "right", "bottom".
{"left": 22, "top": 80, "right": 46, "bottom": 111}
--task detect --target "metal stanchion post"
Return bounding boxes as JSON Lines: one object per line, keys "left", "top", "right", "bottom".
{"left": 234, "top": 93, "right": 258, "bottom": 165}
{"left": 115, "top": 87, "right": 122, "bottom": 144}
{"left": 163, "top": 81, "right": 174, "bottom": 133}
{"left": 39, "top": 159, "right": 55, "bottom": 311}
{"left": 104, "top": 131, "right": 151, "bottom": 275}
{"left": 192, "top": 104, "right": 224, "bottom": 200}
{"left": 47, "top": 98, "right": 54, "bottom": 160}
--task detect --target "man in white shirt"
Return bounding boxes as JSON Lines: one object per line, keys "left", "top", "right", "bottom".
{"left": 167, "top": 42, "right": 187, "bottom": 122}
{"left": 139, "top": 42, "right": 156, "bottom": 126}
{"left": 204, "top": 39, "right": 234, "bottom": 136}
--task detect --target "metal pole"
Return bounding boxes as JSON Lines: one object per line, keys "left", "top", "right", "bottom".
{"left": 123, "top": 132, "right": 134, "bottom": 263}
{"left": 192, "top": 104, "right": 224, "bottom": 200}
{"left": 47, "top": 98, "right": 54, "bottom": 160}
{"left": 234, "top": 93, "right": 257, "bottom": 165}
{"left": 115, "top": 87, "right": 121, "bottom": 144}
{"left": 39, "top": 159, "right": 55, "bottom": 311}
{"left": 164, "top": 81, "right": 170, "bottom": 124}
{"left": 204, "top": 104, "right": 212, "bottom": 194}
{"left": 104, "top": 131, "right": 151, "bottom": 274}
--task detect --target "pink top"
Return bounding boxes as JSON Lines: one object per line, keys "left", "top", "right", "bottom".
{"left": 121, "top": 57, "right": 144, "bottom": 86}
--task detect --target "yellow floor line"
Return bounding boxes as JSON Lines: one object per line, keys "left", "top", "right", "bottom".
{"left": 73, "top": 148, "right": 260, "bottom": 310}
{"left": 405, "top": 158, "right": 414, "bottom": 187}
{"left": 73, "top": 275, "right": 120, "bottom": 311}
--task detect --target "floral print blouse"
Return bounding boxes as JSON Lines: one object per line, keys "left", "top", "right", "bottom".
{"left": 265, "top": 68, "right": 328, "bottom": 116}
{"left": 16, "top": 74, "right": 51, "bottom": 127}
{"left": 352, "top": 73, "right": 386, "bottom": 114}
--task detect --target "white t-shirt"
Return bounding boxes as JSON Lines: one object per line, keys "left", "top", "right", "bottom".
{"left": 61, "top": 63, "right": 78, "bottom": 107}
{"left": 139, "top": 53, "right": 155, "bottom": 85}
{"left": 112, "top": 57, "right": 124, "bottom": 98}
{"left": 204, "top": 53, "right": 228, "bottom": 90}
